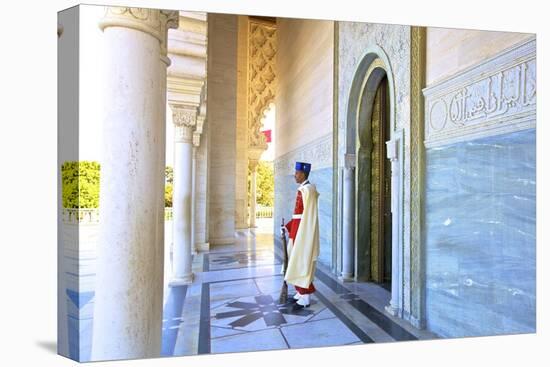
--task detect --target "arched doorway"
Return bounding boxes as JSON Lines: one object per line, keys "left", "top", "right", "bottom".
{"left": 355, "top": 62, "right": 391, "bottom": 285}
{"left": 344, "top": 48, "right": 404, "bottom": 317}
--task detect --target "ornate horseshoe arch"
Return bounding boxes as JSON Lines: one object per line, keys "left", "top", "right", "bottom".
{"left": 345, "top": 45, "right": 406, "bottom": 319}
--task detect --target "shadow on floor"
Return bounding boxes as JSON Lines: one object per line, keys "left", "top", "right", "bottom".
{"left": 35, "top": 340, "right": 57, "bottom": 354}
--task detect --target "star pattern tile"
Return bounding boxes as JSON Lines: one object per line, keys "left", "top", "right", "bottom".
{"left": 214, "top": 294, "right": 314, "bottom": 328}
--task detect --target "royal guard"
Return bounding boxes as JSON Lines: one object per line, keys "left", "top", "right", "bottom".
{"left": 282, "top": 161, "right": 320, "bottom": 309}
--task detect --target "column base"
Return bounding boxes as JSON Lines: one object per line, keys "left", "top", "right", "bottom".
{"left": 338, "top": 273, "right": 354, "bottom": 282}
{"left": 385, "top": 303, "right": 399, "bottom": 316}
{"left": 169, "top": 273, "right": 194, "bottom": 286}
{"left": 409, "top": 316, "right": 426, "bottom": 330}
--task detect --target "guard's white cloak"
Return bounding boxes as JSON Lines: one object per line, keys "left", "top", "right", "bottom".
{"left": 284, "top": 183, "right": 320, "bottom": 288}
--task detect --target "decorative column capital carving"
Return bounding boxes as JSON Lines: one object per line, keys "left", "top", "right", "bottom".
{"left": 99, "top": 7, "right": 163, "bottom": 40}
{"left": 160, "top": 10, "right": 180, "bottom": 66}
{"left": 170, "top": 104, "right": 197, "bottom": 144}
{"left": 99, "top": 7, "right": 178, "bottom": 45}
{"left": 171, "top": 104, "right": 197, "bottom": 127}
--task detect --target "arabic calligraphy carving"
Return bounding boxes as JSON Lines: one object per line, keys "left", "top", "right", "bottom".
{"left": 424, "top": 39, "right": 536, "bottom": 147}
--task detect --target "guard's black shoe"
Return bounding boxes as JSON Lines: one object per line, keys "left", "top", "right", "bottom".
{"left": 292, "top": 303, "right": 310, "bottom": 311}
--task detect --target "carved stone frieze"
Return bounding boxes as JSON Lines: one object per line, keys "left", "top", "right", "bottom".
{"left": 274, "top": 133, "right": 332, "bottom": 176}
{"left": 423, "top": 38, "right": 536, "bottom": 147}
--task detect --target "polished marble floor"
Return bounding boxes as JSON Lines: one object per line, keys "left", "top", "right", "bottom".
{"left": 161, "top": 219, "right": 438, "bottom": 357}
{"left": 61, "top": 219, "right": 438, "bottom": 360}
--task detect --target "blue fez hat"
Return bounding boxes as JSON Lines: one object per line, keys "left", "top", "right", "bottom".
{"left": 295, "top": 161, "right": 312, "bottom": 174}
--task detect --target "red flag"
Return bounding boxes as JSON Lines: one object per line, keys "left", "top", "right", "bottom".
{"left": 262, "top": 129, "right": 272, "bottom": 143}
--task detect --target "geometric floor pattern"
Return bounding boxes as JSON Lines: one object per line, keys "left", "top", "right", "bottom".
{"left": 61, "top": 219, "right": 438, "bottom": 361}
{"left": 161, "top": 219, "right": 439, "bottom": 357}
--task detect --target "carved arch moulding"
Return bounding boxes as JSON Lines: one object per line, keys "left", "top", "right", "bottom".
{"left": 248, "top": 18, "right": 277, "bottom": 150}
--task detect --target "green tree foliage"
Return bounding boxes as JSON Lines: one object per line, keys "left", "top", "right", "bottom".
{"left": 61, "top": 161, "right": 100, "bottom": 208}
{"left": 165, "top": 166, "right": 173, "bottom": 185}
{"left": 165, "top": 183, "right": 173, "bottom": 208}
{"left": 256, "top": 161, "right": 274, "bottom": 207}
{"left": 61, "top": 162, "right": 174, "bottom": 208}
{"left": 165, "top": 166, "right": 173, "bottom": 207}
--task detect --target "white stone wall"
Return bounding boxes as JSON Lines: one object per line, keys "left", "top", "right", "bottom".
{"left": 207, "top": 14, "right": 238, "bottom": 245}
{"left": 422, "top": 36, "right": 536, "bottom": 338}
{"left": 275, "top": 18, "right": 334, "bottom": 158}
{"left": 274, "top": 18, "right": 335, "bottom": 267}
{"left": 426, "top": 28, "right": 533, "bottom": 86}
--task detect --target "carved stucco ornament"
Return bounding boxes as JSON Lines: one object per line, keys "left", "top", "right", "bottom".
{"left": 248, "top": 19, "right": 277, "bottom": 151}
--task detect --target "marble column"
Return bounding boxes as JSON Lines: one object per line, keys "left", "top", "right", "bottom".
{"left": 385, "top": 138, "right": 401, "bottom": 317}
{"left": 194, "top": 106, "right": 209, "bottom": 251}
{"left": 191, "top": 146, "right": 197, "bottom": 254}
{"left": 170, "top": 104, "right": 196, "bottom": 285}
{"left": 341, "top": 157, "right": 355, "bottom": 281}
{"left": 167, "top": 11, "right": 208, "bottom": 249}
{"left": 92, "top": 7, "right": 178, "bottom": 361}
{"left": 156, "top": 10, "right": 178, "bottom": 284}
{"left": 192, "top": 112, "right": 205, "bottom": 252}
{"left": 249, "top": 159, "right": 258, "bottom": 228}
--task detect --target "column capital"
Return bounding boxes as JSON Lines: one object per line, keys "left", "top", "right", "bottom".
{"left": 160, "top": 10, "right": 180, "bottom": 66}
{"left": 170, "top": 104, "right": 197, "bottom": 127}
{"left": 99, "top": 7, "right": 178, "bottom": 44}
{"left": 171, "top": 104, "right": 197, "bottom": 144}
{"left": 99, "top": 7, "right": 162, "bottom": 41}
